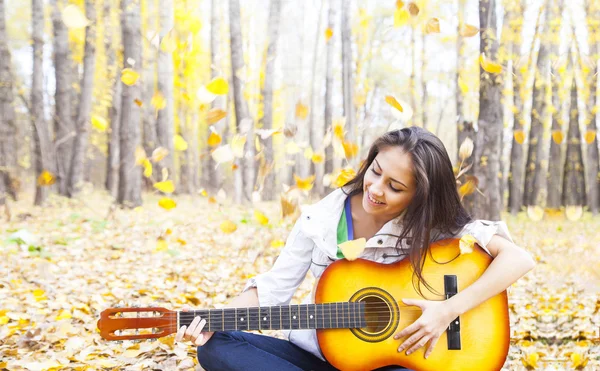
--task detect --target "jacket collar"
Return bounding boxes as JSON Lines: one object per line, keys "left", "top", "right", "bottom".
{"left": 299, "top": 186, "right": 408, "bottom": 258}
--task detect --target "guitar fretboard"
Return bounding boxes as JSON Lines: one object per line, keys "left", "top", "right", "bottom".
{"left": 178, "top": 302, "right": 367, "bottom": 331}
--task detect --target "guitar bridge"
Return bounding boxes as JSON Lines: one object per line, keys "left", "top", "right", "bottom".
{"left": 444, "top": 275, "right": 461, "bottom": 350}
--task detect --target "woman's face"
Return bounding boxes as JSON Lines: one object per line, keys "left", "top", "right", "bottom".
{"left": 362, "top": 146, "right": 416, "bottom": 221}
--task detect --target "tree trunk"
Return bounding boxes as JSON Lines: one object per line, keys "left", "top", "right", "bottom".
{"left": 562, "top": 77, "right": 586, "bottom": 206}
{"left": 523, "top": 42, "right": 548, "bottom": 206}
{"left": 117, "top": 0, "right": 142, "bottom": 207}
{"left": 421, "top": 31, "right": 428, "bottom": 130}
{"left": 32, "top": 0, "right": 54, "bottom": 206}
{"left": 323, "top": 0, "right": 335, "bottom": 196}
{"left": 506, "top": 0, "right": 525, "bottom": 214}
{"left": 52, "top": 0, "right": 74, "bottom": 196}
{"left": 142, "top": 0, "right": 157, "bottom": 190}
{"left": 546, "top": 0, "right": 564, "bottom": 209}
{"left": 341, "top": 0, "right": 355, "bottom": 144}
{"left": 0, "top": 0, "right": 17, "bottom": 205}
{"left": 584, "top": 0, "right": 599, "bottom": 214}
{"left": 261, "top": 0, "right": 282, "bottom": 201}
{"left": 308, "top": 0, "right": 324, "bottom": 195}
{"left": 229, "top": 0, "right": 252, "bottom": 204}
{"left": 68, "top": 0, "right": 96, "bottom": 197}
{"left": 156, "top": 0, "right": 174, "bottom": 184}
{"left": 472, "top": 0, "right": 503, "bottom": 220}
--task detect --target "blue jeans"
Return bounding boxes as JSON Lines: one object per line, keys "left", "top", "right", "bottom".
{"left": 196, "top": 331, "right": 414, "bottom": 371}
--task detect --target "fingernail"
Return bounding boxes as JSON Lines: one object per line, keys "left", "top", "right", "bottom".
{"left": 406, "top": 351, "right": 411, "bottom": 355}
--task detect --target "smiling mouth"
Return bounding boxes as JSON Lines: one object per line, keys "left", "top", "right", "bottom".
{"left": 367, "top": 191, "right": 385, "bottom": 205}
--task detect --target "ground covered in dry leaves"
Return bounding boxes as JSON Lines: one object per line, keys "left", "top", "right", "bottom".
{"left": 0, "top": 190, "right": 599, "bottom": 370}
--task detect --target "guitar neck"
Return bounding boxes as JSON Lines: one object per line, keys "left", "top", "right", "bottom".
{"left": 178, "top": 302, "right": 367, "bottom": 332}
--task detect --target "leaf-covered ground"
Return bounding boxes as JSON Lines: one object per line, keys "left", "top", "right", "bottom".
{"left": 0, "top": 191, "right": 599, "bottom": 370}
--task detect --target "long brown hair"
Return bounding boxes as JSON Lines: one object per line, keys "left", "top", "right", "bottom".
{"left": 342, "top": 127, "right": 473, "bottom": 296}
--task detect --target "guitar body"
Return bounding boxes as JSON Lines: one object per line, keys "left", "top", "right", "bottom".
{"left": 315, "top": 238, "right": 510, "bottom": 371}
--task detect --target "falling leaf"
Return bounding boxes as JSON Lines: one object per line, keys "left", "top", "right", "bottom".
{"left": 394, "top": 8, "right": 410, "bottom": 27}
{"left": 396, "top": 0, "right": 404, "bottom": 8}
{"left": 425, "top": 18, "right": 440, "bottom": 34}
{"left": 159, "top": 29, "right": 177, "bottom": 53}
{"left": 254, "top": 210, "right": 269, "bottom": 226}
{"left": 334, "top": 167, "right": 356, "bottom": 187}
{"left": 206, "top": 77, "right": 229, "bottom": 95}
{"left": 91, "top": 115, "right": 108, "bottom": 132}
{"left": 459, "top": 24, "right": 479, "bottom": 37}
{"left": 285, "top": 141, "right": 301, "bottom": 155}
{"left": 62, "top": 4, "right": 90, "bottom": 29}
{"left": 37, "top": 170, "right": 55, "bottom": 186}
{"left": 121, "top": 68, "right": 140, "bottom": 86}
{"left": 325, "top": 28, "right": 333, "bottom": 41}
{"left": 151, "top": 91, "right": 166, "bottom": 110}
{"left": 338, "top": 238, "right": 366, "bottom": 261}
{"left": 479, "top": 53, "right": 503, "bottom": 74}
{"left": 552, "top": 130, "right": 564, "bottom": 144}
{"left": 208, "top": 132, "right": 222, "bottom": 147}
{"left": 220, "top": 220, "right": 237, "bottom": 234}
{"left": 342, "top": 141, "right": 359, "bottom": 159}
{"left": 231, "top": 134, "right": 247, "bottom": 158}
{"left": 142, "top": 159, "right": 152, "bottom": 178}
{"left": 333, "top": 119, "right": 346, "bottom": 140}
{"left": 151, "top": 147, "right": 169, "bottom": 163}
{"left": 158, "top": 198, "right": 177, "bottom": 210}
{"left": 527, "top": 205, "right": 544, "bottom": 221}
{"left": 197, "top": 86, "right": 217, "bottom": 103}
{"left": 154, "top": 180, "right": 175, "bottom": 194}
{"left": 458, "top": 137, "right": 474, "bottom": 160}
{"left": 135, "top": 146, "right": 147, "bottom": 165}
{"left": 584, "top": 130, "right": 596, "bottom": 144}
{"left": 459, "top": 234, "right": 477, "bottom": 254}
{"left": 206, "top": 108, "right": 227, "bottom": 124}
{"left": 565, "top": 206, "right": 583, "bottom": 221}
{"left": 458, "top": 76, "right": 469, "bottom": 94}
{"left": 385, "top": 96, "right": 404, "bottom": 112}
{"left": 458, "top": 179, "right": 476, "bottom": 199}
{"left": 407, "top": 2, "right": 420, "bottom": 16}
{"left": 134, "top": 99, "right": 143, "bottom": 107}
{"left": 312, "top": 152, "right": 324, "bottom": 164}
{"left": 514, "top": 130, "right": 525, "bottom": 144}
{"left": 294, "top": 174, "right": 315, "bottom": 191}
{"left": 295, "top": 102, "right": 309, "bottom": 119}
{"left": 211, "top": 145, "right": 234, "bottom": 164}
{"left": 174, "top": 135, "right": 188, "bottom": 151}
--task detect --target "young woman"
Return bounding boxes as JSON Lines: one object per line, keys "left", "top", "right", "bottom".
{"left": 175, "top": 127, "right": 536, "bottom": 371}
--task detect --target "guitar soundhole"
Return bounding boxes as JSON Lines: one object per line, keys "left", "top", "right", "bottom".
{"left": 362, "top": 296, "right": 391, "bottom": 334}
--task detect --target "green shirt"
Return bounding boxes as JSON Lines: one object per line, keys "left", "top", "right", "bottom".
{"left": 336, "top": 196, "right": 354, "bottom": 258}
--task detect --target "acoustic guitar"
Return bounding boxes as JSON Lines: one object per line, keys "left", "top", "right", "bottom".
{"left": 97, "top": 238, "right": 510, "bottom": 371}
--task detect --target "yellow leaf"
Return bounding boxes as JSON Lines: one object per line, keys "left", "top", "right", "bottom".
{"left": 552, "top": 130, "right": 564, "bottom": 144}
{"left": 527, "top": 205, "right": 544, "bottom": 221}
{"left": 208, "top": 196, "right": 217, "bottom": 204}
{"left": 312, "top": 153, "right": 324, "bottom": 164}
{"left": 342, "top": 141, "right": 359, "bottom": 159}
{"left": 459, "top": 234, "right": 477, "bottom": 254}
{"left": 271, "top": 239, "right": 285, "bottom": 248}
{"left": 459, "top": 24, "right": 479, "bottom": 37}
{"left": 91, "top": 115, "right": 108, "bottom": 132}
{"left": 174, "top": 134, "right": 188, "bottom": 151}
{"left": 55, "top": 310, "right": 72, "bottom": 321}
{"left": 208, "top": 132, "right": 222, "bottom": 147}
{"left": 254, "top": 210, "right": 269, "bottom": 226}
{"left": 160, "top": 29, "right": 177, "bottom": 53}
{"left": 570, "top": 352, "right": 588, "bottom": 368}
{"left": 176, "top": 238, "right": 187, "bottom": 245}
{"left": 584, "top": 130, "right": 596, "bottom": 144}
{"left": 425, "top": 18, "right": 440, "bottom": 34}
{"left": 338, "top": 238, "right": 366, "bottom": 261}
{"left": 385, "top": 95, "right": 404, "bottom": 112}
{"left": 479, "top": 53, "right": 503, "bottom": 74}
{"left": 458, "top": 179, "right": 476, "bottom": 199}
{"left": 151, "top": 91, "right": 166, "bottom": 110}
{"left": 294, "top": 174, "right": 316, "bottom": 191}
{"left": 135, "top": 146, "right": 147, "bottom": 165}
{"left": 151, "top": 147, "right": 169, "bottom": 163}
{"left": 155, "top": 238, "right": 168, "bottom": 252}
{"left": 134, "top": 98, "right": 143, "bottom": 107}
{"left": 407, "top": 2, "right": 420, "bottom": 16}
{"left": 206, "top": 77, "right": 229, "bottom": 95}
{"left": 255, "top": 135, "right": 262, "bottom": 152}
{"left": 295, "top": 102, "right": 309, "bottom": 119}
{"left": 37, "top": 170, "right": 55, "bottom": 186}
{"left": 206, "top": 108, "right": 227, "bottom": 124}
{"left": 514, "top": 130, "right": 525, "bottom": 144}
{"left": 62, "top": 4, "right": 90, "bottom": 28}
{"left": 220, "top": 220, "right": 237, "bottom": 234}
{"left": 521, "top": 352, "right": 540, "bottom": 369}
{"left": 565, "top": 206, "right": 582, "bottom": 221}
{"left": 394, "top": 8, "right": 410, "bottom": 27}
{"left": 158, "top": 197, "right": 177, "bottom": 210}
{"left": 325, "top": 27, "right": 333, "bottom": 41}
{"left": 334, "top": 167, "right": 356, "bottom": 187}
{"left": 396, "top": 0, "right": 404, "bottom": 8}
{"left": 121, "top": 68, "right": 140, "bottom": 86}
{"left": 333, "top": 119, "right": 346, "bottom": 140}
{"left": 142, "top": 158, "right": 152, "bottom": 178}
{"left": 458, "top": 76, "right": 469, "bottom": 94}
{"left": 154, "top": 180, "right": 175, "bottom": 194}
{"left": 231, "top": 134, "right": 247, "bottom": 158}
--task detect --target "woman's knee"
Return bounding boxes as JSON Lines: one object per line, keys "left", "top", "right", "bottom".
{"left": 196, "top": 332, "right": 231, "bottom": 369}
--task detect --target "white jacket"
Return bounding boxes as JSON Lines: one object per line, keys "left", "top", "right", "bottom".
{"left": 242, "top": 186, "right": 514, "bottom": 361}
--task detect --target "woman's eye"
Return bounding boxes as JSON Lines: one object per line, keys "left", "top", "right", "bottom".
{"left": 371, "top": 169, "right": 401, "bottom": 192}
{"left": 371, "top": 169, "right": 380, "bottom": 176}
